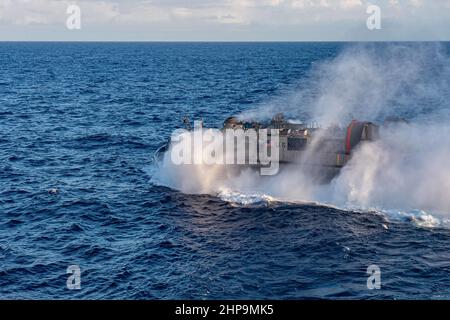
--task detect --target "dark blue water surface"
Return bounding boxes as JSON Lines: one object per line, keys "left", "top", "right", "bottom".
{"left": 1, "top": 42, "right": 450, "bottom": 299}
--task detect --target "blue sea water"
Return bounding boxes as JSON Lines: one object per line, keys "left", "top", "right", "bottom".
{"left": 1, "top": 42, "right": 450, "bottom": 299}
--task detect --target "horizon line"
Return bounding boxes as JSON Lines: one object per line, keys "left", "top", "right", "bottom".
{"left": 0, "top": 40, "right": 449, "bottom": 43}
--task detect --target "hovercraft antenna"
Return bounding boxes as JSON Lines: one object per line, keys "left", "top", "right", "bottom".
{"left": 182, "top": 115, "right": 192, "bottom": 130}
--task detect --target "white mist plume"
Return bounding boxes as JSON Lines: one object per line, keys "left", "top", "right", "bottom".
{"left": 155, "top": 43, "right": 450, "bottom": 221}
{"left": 239, "top": 43, "right": 450, "bottom": 125}
{"left": 329, "top": 123, "right": 450, "bottom": 213}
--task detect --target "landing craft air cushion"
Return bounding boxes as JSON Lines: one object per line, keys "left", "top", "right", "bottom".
{"left": 169, "top": 113, "right": 379, "bottom": 182}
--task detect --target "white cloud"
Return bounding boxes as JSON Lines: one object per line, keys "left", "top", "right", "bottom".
{"left": 340, "top": 0, "right": 362, "bottom": 9}
{"left": 0, "top": 0, "right": 448, "bottom": 40}
{"left": 0, "top": 0, "right": 120, "bottom": 25}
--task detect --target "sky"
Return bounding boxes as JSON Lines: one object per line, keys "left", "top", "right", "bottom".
{"left": 0, "top": 0, "right": 449, "bottom": 41}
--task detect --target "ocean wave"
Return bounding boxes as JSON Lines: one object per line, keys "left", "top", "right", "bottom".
{"left": 215, "top": 187, "right": 447, "bottom": 229}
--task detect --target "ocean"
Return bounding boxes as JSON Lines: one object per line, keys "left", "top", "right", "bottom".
{"left": 1, "top": 42, "right": 450, "bottom": 299}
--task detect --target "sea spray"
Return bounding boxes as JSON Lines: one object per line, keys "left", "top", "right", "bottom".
{"left": 155, "top": 42, "right": 450, "bottom": 220}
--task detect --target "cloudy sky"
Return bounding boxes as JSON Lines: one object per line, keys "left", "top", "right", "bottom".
{"left": 0, "top": 0, "right": 449, "bottom": 41}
